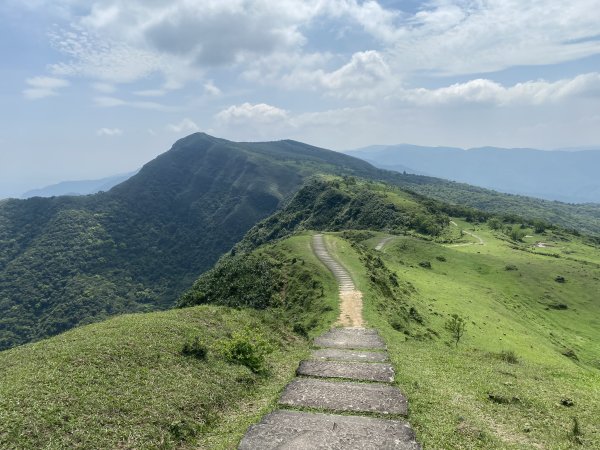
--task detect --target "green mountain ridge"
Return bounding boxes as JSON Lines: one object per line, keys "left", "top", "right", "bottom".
{"left": 0, "top": 133, "right": 384, "bottom": 350}
{"left": 2, "top": 132, "right": 600, "bottom": 351}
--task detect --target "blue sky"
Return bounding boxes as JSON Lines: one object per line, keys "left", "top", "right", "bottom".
{"left": 1, "top": 0, "right": 599, "bottom": 198}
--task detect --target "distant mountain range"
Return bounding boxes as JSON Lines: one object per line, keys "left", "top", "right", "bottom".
{"left": 21, "top": 172, "right": 138, "bottom": 198}
{"left": 345, "top": 145, "right": 600, "bottom": 204}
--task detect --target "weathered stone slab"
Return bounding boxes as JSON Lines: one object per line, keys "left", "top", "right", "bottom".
{"left": 239, "top": 410, "right": 421, "bottom": 449}
{"left": 311, "top": 348, "right": 389, "bottom": 363}
{"left": 279, "top": 378, "right": 408, "bottom": 415}
{"left": 314, "top": 328, "right": 386, "bottom": 350}
{"left": 297, "top": 360, "right": 394, "bottom": 382}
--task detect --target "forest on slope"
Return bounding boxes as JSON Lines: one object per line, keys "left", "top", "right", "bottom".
{"left": 0, "top": 133, "right": 377, "bottom": 350}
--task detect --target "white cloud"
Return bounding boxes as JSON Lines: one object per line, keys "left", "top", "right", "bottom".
{"left": 167, "top": 118, "right": 199, "bottom": 133}
{"left": 23, "top": 76, "right": 69, "bottom": 99}
{"left": 134, "top": 89, "right": 167, "bottom": 97}
{"left": 281, "top": 50, "right": 396, "bottom": 99}
{"left": 390, "top": 0, "right": 600, "bottom": 76}
{"left": 203, "top": 80, "right": 221, "bottom": 96}
{"left": 49, "top": 27, "right": 170, "bottom": 84}
{"left": 96, "top": 127, "right": 123, "bottom": 136}
{"left": 93, "top": 96, "right": 174, "bottom": 111}
{"left": 216, "top": 103, "right": 289, "bottom": 124}
{"left": 16, "top": 1, "right": 600, "bottom": 95}
{"left": 395, "top": 73, "right": 600, "bottom": 106}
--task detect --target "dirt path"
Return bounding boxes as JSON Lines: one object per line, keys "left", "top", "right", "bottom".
{"left": 449, "top": 220, "right": 484, "bottom": 246}
{"left": 375, "top": 235, "right": 396, "bottom": 251}
{"left": 312, "top": 234, "right": 363, "bottom": 327}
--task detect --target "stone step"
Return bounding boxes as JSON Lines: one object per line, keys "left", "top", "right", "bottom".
{"left": 312, "top": 348, "right": 389, "bottom": 363}
{"left": 279, "top": 378, "right": 408, "bottom": 415}
{"left": 239, "top": 410, "right": 421, "bottom": 450}
{"left": 314, "top": 328, "right": 386, "bottom": 350}
{"left": 297, "top": 360, "right": 394, "bottom": 382}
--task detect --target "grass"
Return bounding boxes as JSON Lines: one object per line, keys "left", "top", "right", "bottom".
{"left": 0, "top": 234, "right": 339, "bottom": 449}
{"left": 324, "top": 226, "right": 600, "bottom": 449}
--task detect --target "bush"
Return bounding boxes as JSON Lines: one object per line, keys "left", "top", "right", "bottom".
{"left": 507, "top": 225, "right": 526, "bottom": 242}
{"left": 487, "top": 218, "right": 502, "bottom": 230}
{"left": 181, "top": 337, "right": 208, "bottom": 360}
{"left": 569, "top": 417, "right": 583, "bottom": 445}
{"left": 498, "top": 350, "right": 519, "bottom": 364}
{"left": 218, "top": 329, "right": 274, "bottom": 373}
{"left": 445, "top": 314, "right": 467, "bottom": 347}
{"left": 555, "top": 275, "right": 566, "bottom": 283}
{"left": 562, "top": 348, "right": 579, "bottom": 361}
{"left": 419, "top": 261, "right": 432, "bottom": 269}
{"left": 505, "top": 264, "right": 518, "bottom": 271}
{"left": 436, "top": 255, "right": 447, "bottom": 262}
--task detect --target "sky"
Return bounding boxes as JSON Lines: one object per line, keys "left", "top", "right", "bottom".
{"left": 1, "top": 0, "right": 600, "bottom": 198}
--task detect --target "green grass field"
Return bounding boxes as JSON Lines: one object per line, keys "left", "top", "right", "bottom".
{"left": 324, "top": 225, "right": 600, "bottom": 449}
{"left": 0, "top": 235, "right": 339, "bottom": 449}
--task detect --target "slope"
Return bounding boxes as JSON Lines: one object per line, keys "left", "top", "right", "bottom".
{"left": 0, "top": 133, "right": 377, "bottom": 350}
{"left": 348, "top": 144, "right": 600, "bottom": 203}
{"left": 323, "top": 221, "right": 600, "bottom": 448}
{"left": 2, "top": 178, "right": 599, "bottom": 449}
{"left": 0, "top": 234, "right": 340, "bottom": 449}
{"left": 21, "top": 171, "right": 137, "bottom": 198}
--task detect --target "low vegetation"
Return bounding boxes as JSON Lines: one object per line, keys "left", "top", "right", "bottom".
{"left": 0, "top": 234, "right": 339, "bottom": 449}
{"left": 324, "top": 224, "right": 600, "bottom": 449}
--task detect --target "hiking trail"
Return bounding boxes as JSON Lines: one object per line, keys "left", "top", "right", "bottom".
{"left": 239, "top": 234, "right": 421, "bottom": 449}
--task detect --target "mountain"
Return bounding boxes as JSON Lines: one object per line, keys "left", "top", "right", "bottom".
{"left": 346, "top": 144, "right": 600, "bottom": 204}
{"left": 0, "top": 133, "right": 382, "bottom": 350}
{"left": 2, "top": 132, "right": 600, "bottom": 351}
{"left": 21, "top": 172, "right": 137, "bottom": 198}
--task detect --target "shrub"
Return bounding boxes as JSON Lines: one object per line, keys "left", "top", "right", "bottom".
{"left": 507, "top": 225, "right": 526, "bottom": 242}
{"left": 562, "top": 348, "right": 579, "bottom": 361}
{"left": 498, "top": 350, "right": 519, "bottom": 364}
{"left": 218, "top": 329, "right": 274, "bottom": 374}
{"left": 436, "top": 255, "right": 447, "bottom": 262}
{"left": 487, "top": 218, "right": 502, "bottom": 230}
{"left": 409, "top": 306, "right": 424, "bottom": 324}
{"left": 181, "top": 337, "right": 208, "bottom": 360}
{"left": 292, "top": 322, "right": 309, "bottom": 338}
{"left": 569, "top": 417, "right": 583, "bottom": 445}
{"left": 445, "top": 314, "right": 467, "bottom": 347}
{"left": 505, "top": 264, "right": 518, "bottom": 271}
{"left": 555, "top": 275, "right": 566, "bottom": 283}
{"left": 419, "top": 261, "right": 432, "bottom": 269}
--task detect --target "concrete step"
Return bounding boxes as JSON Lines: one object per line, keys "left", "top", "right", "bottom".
{"left": 239, "top": 410, "right": 421, "bottom": 449}
{"left": 297, "top": 360, "right": 394, "bottom": 382}
{"left": 314, "top": 328, "right": 386, "bottom": 350}
{"left": 279, "top": 378, "right": 408, "bottom": 415}
{"left": 311, "top": 348, "right": 389, "bottom": 363}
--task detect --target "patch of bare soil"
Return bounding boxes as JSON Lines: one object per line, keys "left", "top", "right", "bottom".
{"left": 337, "top": 290, "right": 364, "bottom": 327}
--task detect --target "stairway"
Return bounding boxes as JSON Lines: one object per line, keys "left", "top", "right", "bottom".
{"left": 238, "top": 234, "right": 421, "bottom": 449}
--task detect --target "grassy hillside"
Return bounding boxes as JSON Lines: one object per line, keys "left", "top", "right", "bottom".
{"left": 237, "top": 176, "right": 452, "bottom": 252}
{"left": 402, "top": 178, "right": 600, "bottom": 237}
{"left": 0, "top": 235, "right": 339, "bottom": 449}
{"left": 323, "top": 223, "right": 600, "bottom": 448}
